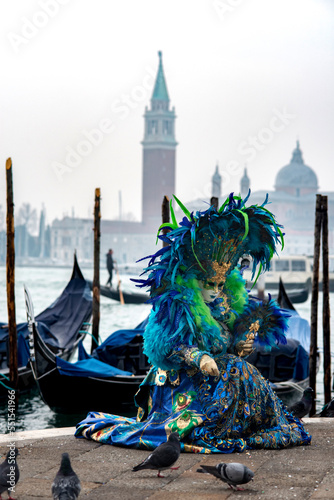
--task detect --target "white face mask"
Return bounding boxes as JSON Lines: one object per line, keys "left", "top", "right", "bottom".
{"left": 198, "top": 280, "right": 224, "bottom": 304}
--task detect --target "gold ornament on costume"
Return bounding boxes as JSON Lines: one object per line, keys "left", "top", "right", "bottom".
{"left": 249, "top": 320, "right": 260, "bottom": 335}
{"left": 217, "top": 292, "right": 230, "bottom": 312}
{"left": 210, "top": 261, "right": 231, "bottom": 286}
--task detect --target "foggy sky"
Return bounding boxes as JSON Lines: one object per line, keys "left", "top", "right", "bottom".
{"left": 1, "top": 0, "right": 333, "bottom": 226}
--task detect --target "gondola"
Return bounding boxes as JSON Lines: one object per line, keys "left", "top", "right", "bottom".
{"left": 27, "top": 288, "right": 149, "bottom": 414}
{"left": 271, "top": 286, "right": 309, "bottom": 305}
{"left": 247, "top": 278, "right": 312, "bottom": 407}
{"left": 0, "top": 254, "right": 92, "bottom": 399}
{"left": 87, "top": 281, "right": 148, "bottom": 304}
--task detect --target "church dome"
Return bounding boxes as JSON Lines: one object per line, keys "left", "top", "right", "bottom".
{"left": 275, "top": 141, "right": 318, "bottom": 194}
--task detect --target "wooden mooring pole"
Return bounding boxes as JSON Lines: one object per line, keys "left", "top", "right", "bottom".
{"left": 309, "top": 194, "right": 331, "bottom": 415}
{"left": 6, "top": 158, "right": 18, "bottom": 389}
{"left": 161, "top": 195, "right": 170, "bottom": 248}
{"left": 210, "top": 196, "right": 219, "bottom": 210}
{"left": 322, "top": 195, "right": 331, "bottom": 404}
{"left": 91, "top": 188, "right": 101, "bottom": 354}
{"left": 309, "top": 194, "right": 322, "bottom": 416}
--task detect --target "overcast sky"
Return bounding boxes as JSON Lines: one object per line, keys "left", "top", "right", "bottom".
{"left": 0, "top": 0, "right": 333, "bottom": 226}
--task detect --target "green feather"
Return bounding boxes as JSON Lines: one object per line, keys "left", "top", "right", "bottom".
{"left": 251, "top": 262, "right": 263, "bottom": 290}
{"left": 170, "top": 197, "right": 178, "bottom": 228}
{"left": 218, "top": 196, "right": 229, "bottom": 213}
{"left": 173, "top": 194, "right": 191, "bottom": 220}
{"left": 236, "top": 209, "right": 249, "bottom": 240}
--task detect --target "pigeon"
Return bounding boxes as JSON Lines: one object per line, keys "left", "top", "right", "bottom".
{"left": 315, "top": 398, "right": 334, "bottom": 417}
{"left": 52, "top": 453, "right": 81, "bottom": 500}
{"left": 132, "top": 432, "right": 181, "bottom": 478}
{"left": 0, "top": 447, "right": 20, "bottom": 500}
{"left": 198, "top": 462, "right": 254, "bottom": 491}
{"left": 287, "top": 387, "right": 314, "bottom": 419}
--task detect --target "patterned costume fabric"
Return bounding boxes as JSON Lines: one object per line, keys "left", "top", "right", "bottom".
{"left": 75, "top": 192, "right": 311, "bottom": 452}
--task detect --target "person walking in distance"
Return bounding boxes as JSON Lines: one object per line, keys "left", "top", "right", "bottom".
{"left": 106, "top": 249, "right": 114, "bottom": 287}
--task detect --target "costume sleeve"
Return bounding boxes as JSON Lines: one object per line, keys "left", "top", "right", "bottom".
{"left": 143, "top": 296, "right": 214, "bottom": 371}
{"left": 166, "top": 344, "right": 211, "bottom": 370}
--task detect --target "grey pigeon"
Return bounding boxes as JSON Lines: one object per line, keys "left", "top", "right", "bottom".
{"left": 315, "top": 398, "right": 334, "bottom": 417}
{"left": 52, "top": 453, "right": 81, "bottom": 500}
{"left": 198, "top": 462, "right": 254, "bottom": 490}
{"left": 0, "top": 447, "right": 20, "bottom": 500}
{"left": 132, "top": 432, "right": 180, "bottom": 478}
{"left": 287, "top": 387, "right": 314, "bottom": 419}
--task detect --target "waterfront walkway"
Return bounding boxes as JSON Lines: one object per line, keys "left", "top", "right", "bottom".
{"left": 0, "top": 418, "right": 333, "bottom": 500}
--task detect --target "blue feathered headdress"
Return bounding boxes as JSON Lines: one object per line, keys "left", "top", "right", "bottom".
{"left": 135, "top": 190, "right": 284, "bottom": 293}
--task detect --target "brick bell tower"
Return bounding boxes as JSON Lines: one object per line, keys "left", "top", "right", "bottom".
{"left": 141, "top": 51, "right": 177, "bottom": 229}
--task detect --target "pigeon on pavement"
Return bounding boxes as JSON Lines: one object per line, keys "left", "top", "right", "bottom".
{"left": 52, "top": 453, "right": 81, "bottom": 500}
{"left": 287, "top": 387, "right": 314, "bottom": 419}
{"left": 315, "top": 398, "right": 334, "bottom": 417}
{"left": 0, "top": 447, "right": 20, "bottom": 500}
{"left": 198, "top": 462, "right": 254, "bottom": 491}
{"left": 132, "top": 432, "right": 181, "bottom": 478}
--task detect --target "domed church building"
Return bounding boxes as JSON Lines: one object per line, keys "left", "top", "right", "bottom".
{"left": 239, "top": 141, "right": 333, "bottom": 256}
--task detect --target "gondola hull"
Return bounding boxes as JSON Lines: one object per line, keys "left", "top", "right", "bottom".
{"left": 29, "top": 317, "right": 145, "bottom": 415}
{"left": 270, "top": 378, "right": 310, "bottom": 407}
{"left": 0, "top": 255, "right": 92, "bottom": 400}
{"left": 37, "top": 371, "right": 144, "bottom": 415}
{"left": 87, "top": 281, "right": 148, "bottom": 304}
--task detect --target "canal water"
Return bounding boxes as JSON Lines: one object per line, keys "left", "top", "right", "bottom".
{"left": 0, "top": 265, "right": 333, "bottom": 431}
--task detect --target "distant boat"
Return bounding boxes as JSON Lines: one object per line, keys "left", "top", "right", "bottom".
{"left": 319, "top": 255, "right": 334, "bottom": 292}
{"left": 244, "top": 255, "right": 313, "bottom": 293}
{"left": 87, "top": 281, "right": 148, "bottom": 304}
{"left": 0, "top": 255, "right": 92, "bottom": 400}
{"left": 243, "top": 255, "right": 311, "bottom": 304}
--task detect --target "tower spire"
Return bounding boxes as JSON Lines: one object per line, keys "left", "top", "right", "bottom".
{"left": 291, "top": 140, "right": 304, "bottom": 164}
{"left": 212, "top": 164, "right": 221, "bottom": 199}
{"left": 151, "top": 51, "right": 170, "bottom": 105}
{"left": 240, "top": 166, "right": 250, "bottom": 197}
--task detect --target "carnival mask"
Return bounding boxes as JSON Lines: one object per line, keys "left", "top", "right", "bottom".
{"left": 199, "top": 279, "right": 225, "bottom": 303}
{"left": 199, "top": 261, "right": 230, "bottom": 303}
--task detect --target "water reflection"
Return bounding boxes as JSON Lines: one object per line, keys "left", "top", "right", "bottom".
{"left": 0, "top": 388, "right": 88, "bottom": 432}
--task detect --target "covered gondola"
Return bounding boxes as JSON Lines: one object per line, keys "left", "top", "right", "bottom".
{"left": 0, "top": 255, "right": 92, "bottom": 399}
{"left": 27, "top": 294, "right": 149, "bottom": 414}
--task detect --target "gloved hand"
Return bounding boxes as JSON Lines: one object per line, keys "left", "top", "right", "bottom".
{"left": 200, "top": 354, "right": 220, "bottom": 377}
{"left": 237, "top": 333, "right": 255, "bottom": 357}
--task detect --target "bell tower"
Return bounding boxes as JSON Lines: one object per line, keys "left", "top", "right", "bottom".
{"left": 141, "top": 51, "right": 177, "bottom": 228}
{"left": 240, "top": 167, "right": 250, "bottom": 198}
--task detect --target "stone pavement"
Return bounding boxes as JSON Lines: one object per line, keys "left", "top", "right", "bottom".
{"left": 0, "top": 418, "right": 334, "bottom": 500}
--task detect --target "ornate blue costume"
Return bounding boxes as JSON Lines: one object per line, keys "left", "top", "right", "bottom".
{"left": 76, "top": 193, "right": 311, "bottom": 453}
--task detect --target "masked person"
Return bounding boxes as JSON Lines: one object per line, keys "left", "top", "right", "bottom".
{"left": 76, "top": 193, "right": 311, "bottom": 453}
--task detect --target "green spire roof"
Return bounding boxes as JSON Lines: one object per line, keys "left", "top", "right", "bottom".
{"left": 152, "top": 51, "right": 169, "bottom": 102}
